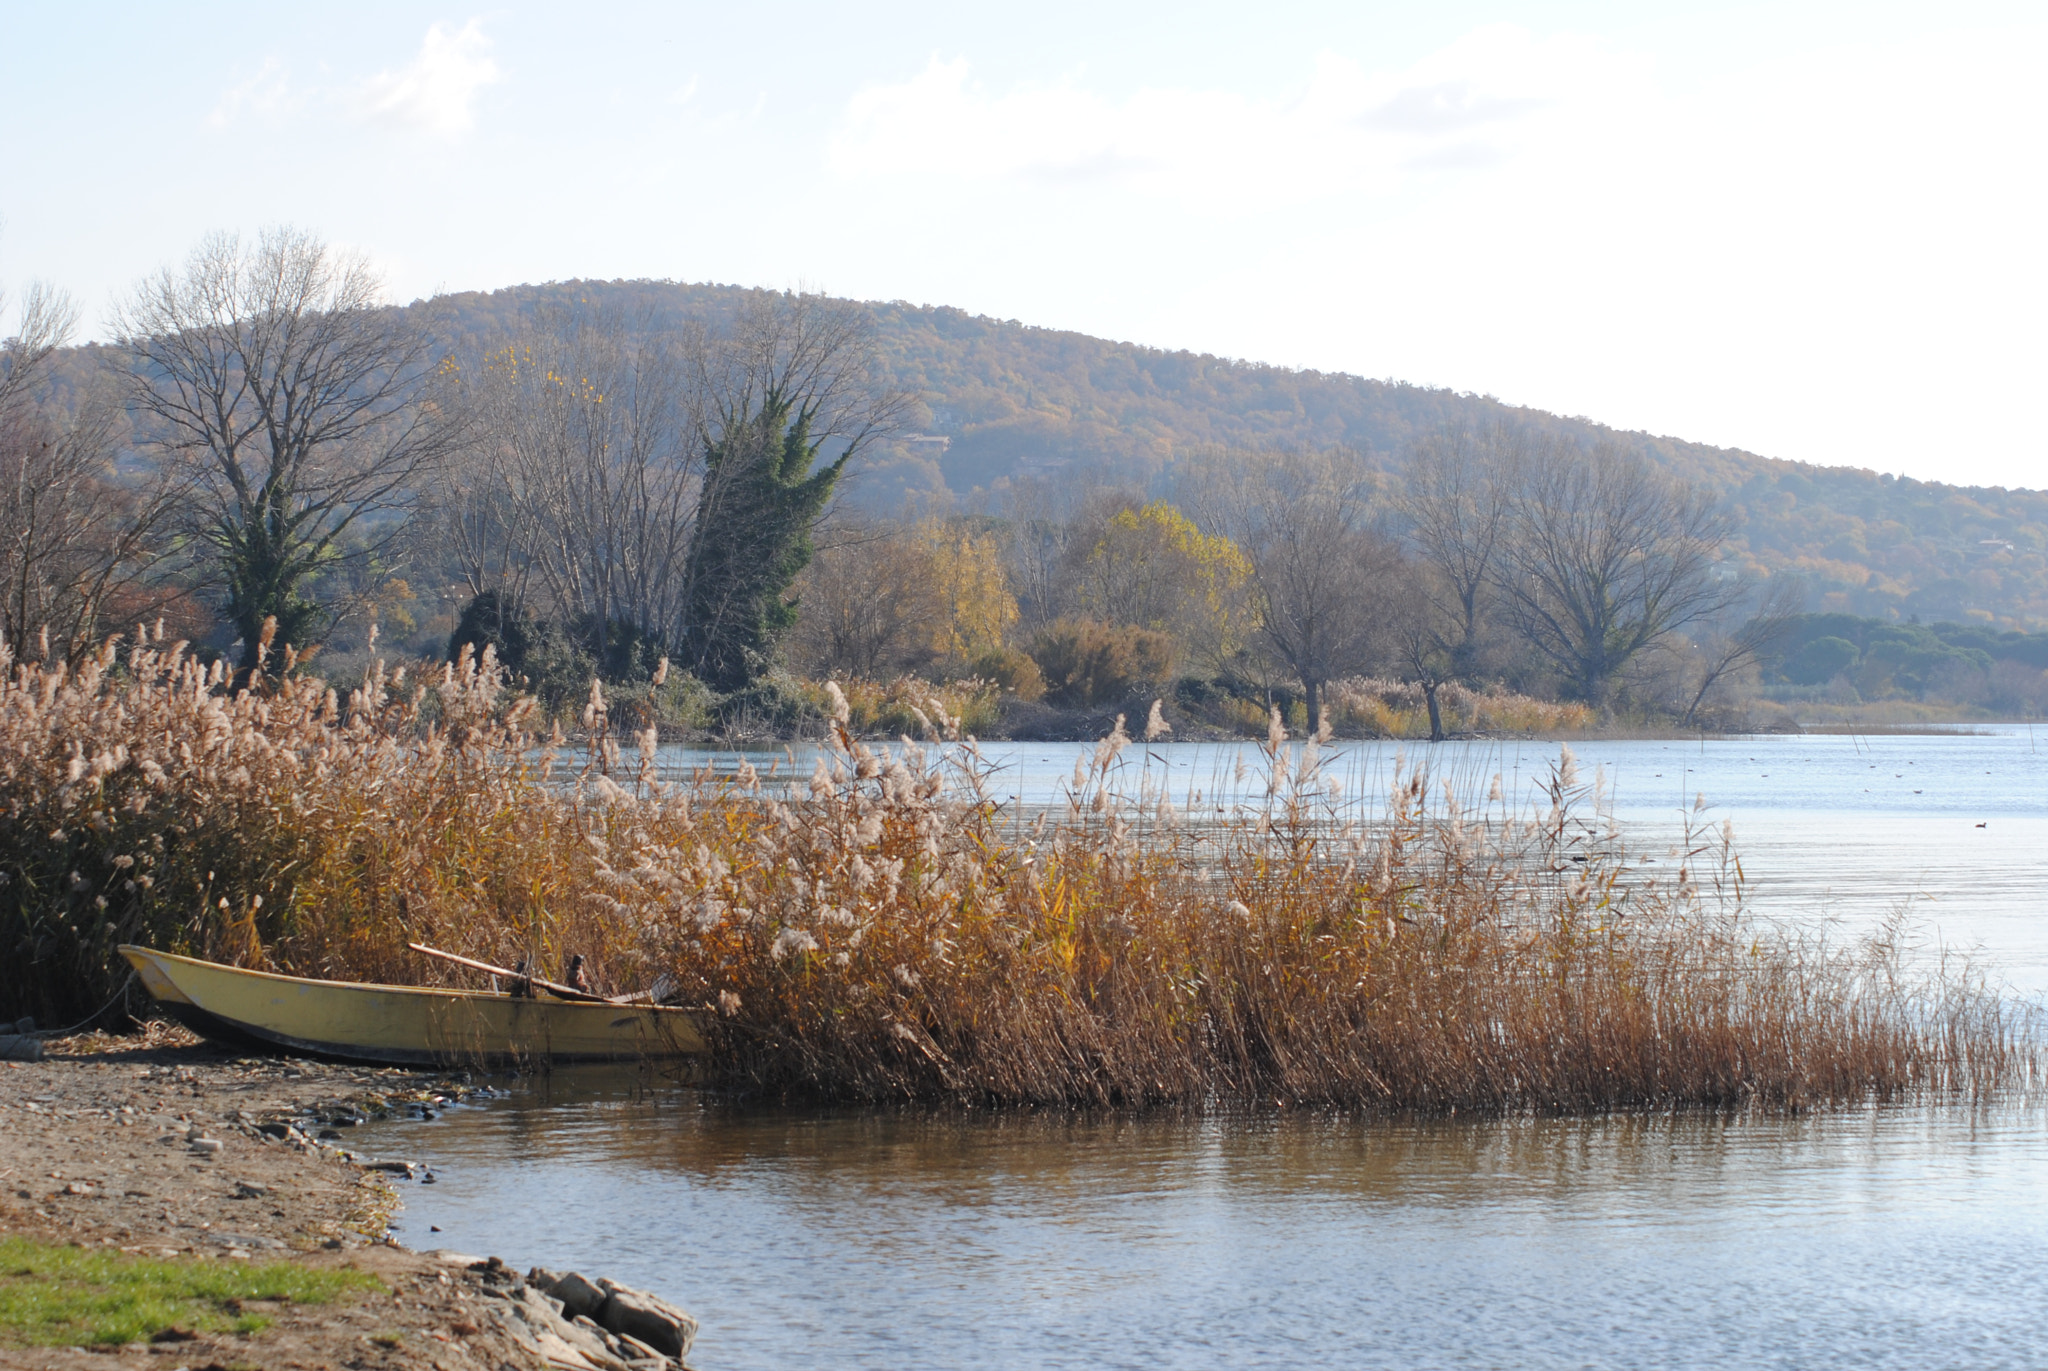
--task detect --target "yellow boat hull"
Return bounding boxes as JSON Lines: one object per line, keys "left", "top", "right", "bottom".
{"left": 120, "top": 945, "right": 705, "bottom": 1068}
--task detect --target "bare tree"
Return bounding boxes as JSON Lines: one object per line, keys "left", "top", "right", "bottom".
{"left": 1382, "top": 557, "right": 1463, "bottom": 742}
{"left": 1183, "top": 447, "right": 1394, "bottom": 728}
{"left": 998, "top": 474, "right": 1130, "bottom": 631}
{"left": 1399, "top": 418, "right": 1519, "bottom": 677}
{"left": 0, "top": 282, "right": 69, "bottom": 415}
{"left": 431, "top": 412, "right": 529, "bottom": 608}
{"left": 1676, "top": 577, "right": 1804, "bottom": 727}
{"left": 113, "top": 228, "right": 459, "bottom": 671}
{"left": 787, "top": 522, "right": 947, "bottom": 677}
{"left": 1496, "top": 439, "right": 1737, "bottom": 706}
{"left": 457, "top": 313, "right": 698, "bottom": 663}
{"left": 1, "top": 283, "right": 179, "bottom": 660}
{"left": 998, "top": 476, "right": 1082, "bottom": 630}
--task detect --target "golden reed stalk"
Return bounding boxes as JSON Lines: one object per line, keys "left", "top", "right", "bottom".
{"left": 1, "top": 629, "right": 2028, "bottom": 1112}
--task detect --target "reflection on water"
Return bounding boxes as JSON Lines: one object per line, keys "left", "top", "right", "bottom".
{"left": 372, "top": 1074, "right": 2048, "bottom": 1370}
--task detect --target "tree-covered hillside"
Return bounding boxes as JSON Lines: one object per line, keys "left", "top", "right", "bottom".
{"left": 413, "top": 279, "right": 2048, "bottom": 629}
{"left": 39, "top": 275, "right": 2046, "bottom": 631}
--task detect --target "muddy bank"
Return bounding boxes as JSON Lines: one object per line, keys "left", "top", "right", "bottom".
{"left": 0, "top": 1026, "right": 698, "bottom": 1370}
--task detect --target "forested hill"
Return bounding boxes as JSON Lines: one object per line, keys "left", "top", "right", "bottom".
{"left": 422, "top": 279, "right": 2048, "bottom": 630}
{"left": 44, "top": 276, "right": 2045, "bottom": 630}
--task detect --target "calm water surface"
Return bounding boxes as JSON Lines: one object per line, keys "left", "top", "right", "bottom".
{"left": 374, "top": 730, "right": 2048, "bottom": 1368}
{"left": 375, "top": 1087, "right": 2048, "bottom": 1369}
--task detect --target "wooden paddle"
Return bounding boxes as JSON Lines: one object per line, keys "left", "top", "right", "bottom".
{"left": 406, "top": 942, "right": 616, "bottom": 1003}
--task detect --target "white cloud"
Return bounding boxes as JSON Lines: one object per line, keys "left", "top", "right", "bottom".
{"left": 828, "top": 28, "right": 1640, "bottom": 208}
{"left": 1360, "top": 81, "right": 1545, "bottom": 135}
{"left": 208, "top": 56, "right": 295, "bottom": 129}
{"left": 360, "top": 20, "right": 501, "bottom": 136}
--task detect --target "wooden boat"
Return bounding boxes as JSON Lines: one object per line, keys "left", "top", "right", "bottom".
{"left": 119, "top": 945, "right": 706, "bottom": 1068}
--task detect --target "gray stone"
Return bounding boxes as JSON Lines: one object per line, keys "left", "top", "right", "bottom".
{"left": 429, "top": 1249, "right": 487, "bottom": 1266}
{"left": 502, "top": 1287, "right": 634, "bottom": 1370}
{"left": 611, "top": 1330, "right": 671, "bottom": 1364}
{"left": 596, "top": 1279, "right": 698, "bottom": 1360}
{"left": 210, "top": 1232, "right": 285, "bottom": 1250}
{"left": 559, "top": 1315, "right": 630, "bottom": 1368}
{"left": 550, "top": 1270, "right": 609, "bottom": 1320}
{"left": 507, "top": 1284, "right": 567, "bottom": 1325}
{"left": 0, "top": 1035, "right": 43, "bottom": 1062}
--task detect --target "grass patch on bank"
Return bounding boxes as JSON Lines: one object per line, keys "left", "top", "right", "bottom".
{"left": 0, "top": 1237, "right": 380, "bottom": 1348}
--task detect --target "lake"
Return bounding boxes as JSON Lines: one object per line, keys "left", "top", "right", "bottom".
{"left": 368, "top": 728, "right": 2048, "bottom": 1369}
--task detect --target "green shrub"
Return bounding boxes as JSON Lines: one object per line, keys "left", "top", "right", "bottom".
{"left": 1782, "top": 636, "right": 1860, "bottom": 685}
{"left": 606, "top": 673, "right": 716, "bottom": 733}
{"left": 714, "top": 674, "right": 824, "bottom": 738}
{"left": 448, "top": 592, "right": 593, "bottom": 716}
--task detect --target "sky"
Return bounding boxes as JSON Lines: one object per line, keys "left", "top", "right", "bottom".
{"left": 1, "top": 1, "right": 2044, "bottom": 488}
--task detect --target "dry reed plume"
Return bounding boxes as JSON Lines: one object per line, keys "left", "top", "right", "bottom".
{"left": 798, "top": 675, "right": 1004, "bottom": 740}
{"left": 1, "top": 627, "right": 2029, "bottom": 1113}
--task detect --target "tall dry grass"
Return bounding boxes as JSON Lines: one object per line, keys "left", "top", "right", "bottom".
{"left": 802, "top": 675, "right": 1004, "bottom": 740}
{"left": 1, "top": 630, "right": 2028, "bottom": 1113}
{"left": 0, "top": 623, "right": 553, "bottom": 1018}
{"left": 1322, "top": 677, "right": 1596, "bottom": 737}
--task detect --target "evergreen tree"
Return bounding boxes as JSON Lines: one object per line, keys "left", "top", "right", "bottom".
{"left": 679, "top": 390, "right": 849, "bottom": 690}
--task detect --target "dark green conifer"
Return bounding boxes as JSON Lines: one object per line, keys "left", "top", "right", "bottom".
{"left": 679, "top": 390, "right": 848, "bottom": 690}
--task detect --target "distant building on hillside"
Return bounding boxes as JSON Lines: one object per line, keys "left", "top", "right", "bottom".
{"left": 900, "top": 435, "right": 952, "bottom": 459}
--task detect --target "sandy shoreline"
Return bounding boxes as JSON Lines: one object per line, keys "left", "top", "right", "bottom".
{"left": 0, "top": 1027, "right": 697, "bottom": 1370}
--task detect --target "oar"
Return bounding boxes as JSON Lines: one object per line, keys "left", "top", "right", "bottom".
{"left": 406, "top": 942, "right": 615, "bottom": 1003}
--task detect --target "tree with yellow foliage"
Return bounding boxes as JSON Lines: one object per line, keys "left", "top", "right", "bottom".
{"left": 1081, "top": 500, "right": 1253, "bottom": 674}
{"left": 790, "top": 519, "right": 1019, "bottom": 681}
{"left": 923, "top": 522, "right": 1018, "bottom": 662}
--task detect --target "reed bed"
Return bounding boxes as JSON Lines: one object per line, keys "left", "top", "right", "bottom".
{"left": 1322, "top": 677, "right": 1597, "bottom": 738}
{"left": 802, "top": 675, "right": 1005, "bottom": 740}
{"left": 1, "top": 626, "right": 2029, "bottom": 1113}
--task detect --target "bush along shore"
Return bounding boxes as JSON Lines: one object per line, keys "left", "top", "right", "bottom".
{"left": 4, "top": 629, "right": 2035, "bottom": 1113}
{"left": 563, "top": 663, "right": 1604, "bottom": 746}
{"left": 0, "top": 1026, "right": 699, "bottom": 1367}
